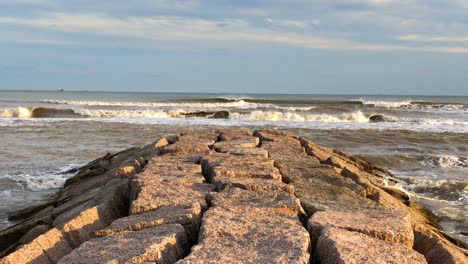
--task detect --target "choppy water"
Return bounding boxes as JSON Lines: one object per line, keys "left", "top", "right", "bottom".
{"left": 0, "top": 91, "right": 467, "bottom": 243}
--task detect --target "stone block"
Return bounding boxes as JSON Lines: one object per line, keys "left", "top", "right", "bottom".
{"left": 315, "top": 227, "right": 427, "bottom": 264}
{"left": 179, "top": 207, "right": 310, "bottom": 264}
{"left": 212, "top": 176, "right": 295, "bottom": 195}
{"left": 209, "top": 188, "right": 304, "bottom": 218}
{"left": 130, "top": 182, "right": 214, "bottom": 215}
{"left": 96, "top": 204, "right": 202, "bottom": 243}
{"left": 308, "top": 210, "right": 414, "bottom": 248}
{"left": 58, "top": 224, "right": 188, "bottom": 264}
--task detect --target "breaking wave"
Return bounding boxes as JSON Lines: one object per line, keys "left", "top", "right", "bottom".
{"left": 0, "top": 107, "right": 81, "bottom": 118}
{"left": 232, "top": 110, "right": 370, "bottom": 122}
{"left": 78, "top": 109, "right": 374, "bottom": 123}
{"left": 420, "top": 156, "right": 468, "bottom": 169}
{"left": 1, "top": 164, "right": 81, "bottom": 191}
{"left": 359, "top": 99, "right": 468, "bottom": 111}
{"left": 42, "top": 100, "right": 315, "bottom": 111}
{"left": 407, "top": 179, "right": 468, "bottom": 203}
{"left": 360, "top": 100, "right": 414, "bottom": 108}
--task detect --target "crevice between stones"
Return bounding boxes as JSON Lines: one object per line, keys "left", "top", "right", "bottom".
{"left": 177, "top": 131, "right": 221, "bottom": 261}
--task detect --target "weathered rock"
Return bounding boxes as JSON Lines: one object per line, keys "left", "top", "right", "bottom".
{"left": 254, "top": 130, "right": 299, "bottom": 143}
{"left": 96, "top": 204, "right": 202, "bottom": 243}
{"left": 202, "top": 153, "right": 275, "bottom": 168}
{"left": 32, "top": 228, "right": 73, "bottom": 263}
{"left": 131, "top": 137, "right": 170, "bottom": 160}
{"left": 0, "top": 207, "right": 53, "bottom": 256}
{"left": 341, "top": 166, "right": 411, "bottom": 211}
{"left": 53, "top": 178, "right": 128, "bottom": 227}
{"left": 218, "top": 128, "right": 253, "bottom": 141}
{"left": 52, "top": 186, "right": 104, "bottom": 219}
{"left": 274, "top": 158, "right": 352, "bottom": 187}
{"left": 260, "top": 141, "right": 307, "bottom": 159}
{"left": 216, "top": 147, "right": 269, "bottom": 157}
{"left": 315, "top": 227, "right": 427, "bottom": 264}
{"left": 300, "top": 137, "right": 334, "bottom": 162}
{"left": 308, "top": 210, "right": 414, "bottom": 249}
{"left": 55, "top": 171, "right": 113, "bottom": 205}
{"left": 131, "top": 174, "right": 206, "bottom": 201}
{"left": 209, "top": 188, "right": 305, "bottom": 218}
{"left": 18, "top": 225, "right": 49, "bottom": 245}
{"left": 212, "top": 176, "right": 295, "bottom": 195}
{"left": 3, "top": 128, "right": 465, "bottom": 263}
{"left": 178, "top": 207, "right": 310, "bottom": 264}
{"left": 7, "top": 200, "right": 55, "bottom": 221}
{"left": 341, "top": 164, "right": 389, "bottom": 190}
{"left": 58, "top": 224, "right": 189, "bottom": 264}
{"left": 2, "top": 228, "right": 72, "bottom": 264}
{"left": 130, "top": 182, "right": 214, "bottom": 215}
{"left": 160, "top": 133, "right": 217, "bottom": 155}
{"left": 413, "top": 224, "right": 468, "bottom": 264}
{"left": 213, "top": 137, "right": 259, "bottom": 150}
{"left": 202, "top": 152, "right": 281, "bottom": 181}
{"left": 1, "top": 239, "right": 50, "bottom": 264}
{"left": 211, "top": 163, "right": 282, "bottom": 181}
{"left": 144, "top": 156, "right": 202, "bottom": 174}
{"left": 59, "top": 203, "right": 119, "bottom": 248}
{"left": 294, "top": 177, "right": 383, "bottom": 217}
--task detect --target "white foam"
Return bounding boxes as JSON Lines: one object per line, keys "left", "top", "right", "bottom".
{"left": 359, "top": 99, "right": 413, "bottom": 108}
{"left": 0, "top": 164, "right": 81, "bottom": 191}
{"left": 0, "top": 107, "right": 32, "bottom": 118}
{"left": 78, "top": 109, "right": 173, "bottom": 119}
{"left": 2, "top": 173, "right": 66, "bottom": 191}
{"left": 44, "top": 99, "right": 259, "bottom": 109}
{"left": 43, "top": 99, "right": 315, "bottom": 111}
{"left": 358, "top": 98, "right": 467, "bottom": 113}
{"left": 420, "top": 156, "right": 468, "bottom": 169}
{"left": 232, "top": 110, "right": 369, "bottom": 123}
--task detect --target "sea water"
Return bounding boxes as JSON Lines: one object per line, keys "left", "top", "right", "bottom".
{"left": 0, "top": 90, "right": 467, "bottom": 242}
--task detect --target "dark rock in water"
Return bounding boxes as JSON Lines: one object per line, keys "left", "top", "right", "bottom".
{"left": 59, "top": 167, "right": 79, "bottom": 175}
{"left": 209, "top": 110, "right": 229, "bottom": 119}
{"left": 181, "top": 111, "right": 212, "bottom": 118}
{"left": 181, "top": 110, "right": 229, "bottom": 119}
{"left": 30, "top": 107, "right": 81, "bottom": 118}
{"left": 369, "top": 114, "right": 386, "bottom": 123}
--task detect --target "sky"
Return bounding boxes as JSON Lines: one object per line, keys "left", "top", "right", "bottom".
{"left": 0, "top": 0, "right": 468, "bottom": 95}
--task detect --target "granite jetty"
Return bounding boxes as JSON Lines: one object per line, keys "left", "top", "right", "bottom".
{"left": 0, "top": 129, "right": 466, "bottom": 263}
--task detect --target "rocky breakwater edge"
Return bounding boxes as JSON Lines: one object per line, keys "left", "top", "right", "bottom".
{"left": 0, "top": 129, "right": 467, "bottom": 263}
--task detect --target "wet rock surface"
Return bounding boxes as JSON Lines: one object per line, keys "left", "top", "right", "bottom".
{"left": 1, "top": 129, "right": 466, "bottom": 264}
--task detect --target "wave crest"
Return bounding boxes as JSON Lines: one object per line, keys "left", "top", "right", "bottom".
{"left": 420, "top": 156, "right": 468, "bottom": 169}
{"left": 232, "top": 110, "right": 370, "bottom": 123}
{"left": 42, "top": 99, "right": 316, "bottom": 111}
{"left": 0, "top": 107, "right": 81, "bottom": 118}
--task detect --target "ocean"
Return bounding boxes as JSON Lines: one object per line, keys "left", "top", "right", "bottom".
{"left": 0, "top": 90, "right": 467, "bottom": 243}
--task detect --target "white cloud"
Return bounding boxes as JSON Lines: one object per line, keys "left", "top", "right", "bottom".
{"left": 266, "top": 18, "right": 312, "bottom": 28}
{"left": 398, "top": 34, "right": 468, "bottom": 43}
{"left": 0, "top": 13, "right": 467, "bottom": 54}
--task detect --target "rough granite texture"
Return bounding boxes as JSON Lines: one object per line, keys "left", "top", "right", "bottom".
{"left": 96, "top": 204, "right": 202, "bottom": 242}
{"left": 308, "top": 210, "right": 414, "bottom": 248}
{"left": 315, "top": 227, "right": 427, "bottom": 264}
{"left": 58, "top": 224, "right": 188, "bottom": 264}
{"left": 129, "top": 182, "right": 214, "bottom": 215}
{"left": 212, "top": 176, "right": 295, "bottom": 195}
{"left": 179, "top": 207, "right": 311, "bottom": 264}
{"left": 1, "top": 129, "right": 466, "bottom": 264}
{"left": 209, "top": 188, "right": 305, "bottom": 218}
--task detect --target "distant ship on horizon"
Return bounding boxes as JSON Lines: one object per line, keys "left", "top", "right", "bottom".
{"left": 58, "top": 88, "right": 64, "bottom": 92}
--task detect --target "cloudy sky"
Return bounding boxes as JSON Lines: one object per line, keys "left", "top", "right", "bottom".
{"left": 0, "top": 0, "right": 467, "bottom": 95}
